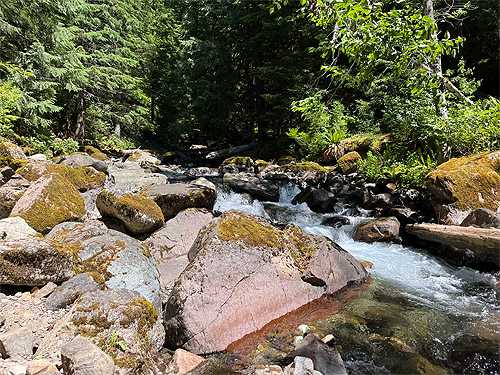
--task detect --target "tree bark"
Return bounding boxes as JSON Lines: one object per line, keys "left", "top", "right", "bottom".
{"left": 65, "top": 91, "right": 73, "bottom": 138}
{"left": 74, "top": 91, "right": 86, "bottom": 139}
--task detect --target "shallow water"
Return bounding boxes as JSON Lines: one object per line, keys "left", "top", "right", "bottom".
{"left": 214, "top": 183, "right": 500, "bottom": 374}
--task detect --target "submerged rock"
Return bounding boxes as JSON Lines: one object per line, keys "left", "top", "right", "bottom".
{"left": 292, "top": 188, "right": 337, "bottom": 213}
{"left": 164, "top": 210, "right": 367, "bottom": 354}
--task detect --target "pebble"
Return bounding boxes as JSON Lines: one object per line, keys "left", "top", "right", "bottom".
{"left": 297, "top": 325, "right": 309, "bottom": 335}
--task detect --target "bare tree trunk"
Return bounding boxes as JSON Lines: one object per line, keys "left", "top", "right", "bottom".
{"left": 65, "top": 91, "right": 73, "bottom": 137}
{"left": 114, "top": 122, "right": 121, "bottom": 137}
{"left": 74, "top": 91, "right": 86, "bottom": 139}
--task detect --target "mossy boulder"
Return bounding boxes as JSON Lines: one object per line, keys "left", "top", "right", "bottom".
{"left": 142, "top": 183, "right": 217, "bottom": 221}
{"left": 339, "top": 133, "right": 390, "bottom": 157}
{"left": 354, "top": 217, "right": 401, "bottom": 243}
{"left": 46, "top": 221, "right": 165, "bottom": 312}
{"left": 84, "top": 145, "right": 108, "bottom": 161}
{"left": 60, "top": 154, "right": 108, "bottom": 174}
{"left": 96, "top": 190, "right": 164, "bottom": 236}
{"left": 0, "top": 237, "right": 75, "bottom": 285}
{"left": 164, "top": 210, "right": 367, "bottom": 354}
{"left": 220, "top": 156, "right": 255, "bottom": 175}
{"left": 276, "top": 162, "right": 327, "bottom": 186}
{"left": 0, "top": 142, "right": 27, "bottom": 169}
{"left": 10, "top": 173, "right": 86, "bottom": 234}
{"left": 337, "top": 151, "right": 362, "bottom": 174}
{"left": 426, "top": 151, "right": 500, "bottom": 224}
{"left": 127, "top": 150, "right": 161, "bottom": 165}
{"left": 17, "top": 160, "right": 106, "bottom": 191}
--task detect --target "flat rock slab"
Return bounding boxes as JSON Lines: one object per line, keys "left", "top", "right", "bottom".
{"left": 164, "top": 210, "right": 367, "bottom": 354}
{"left": 107, "top": 162, "right": 168, "bottom": 192}
{"left": 61, "top": 336, "right": 114, "bottom": 375}
{"left": 0, "top": 327, "right": 34, "bottom": 359}
{"left": 223, "top": 173, "right": 280, "bottom": 202}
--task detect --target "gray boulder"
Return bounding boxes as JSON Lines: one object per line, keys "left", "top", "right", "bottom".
{"left": 223, "top": 173, "right": 280, "bottom": 202}
{"left": 47, "top": 221, "right": 165, "bottom": 312}
{"left": 164, "top": 210, "right": 367, "bottom": 354}
{"left": 61, "top": 336, "right": 114, "bottom": 375}
{"left": 46, "top": 273, "right": 102, "bottom": 310}
{"left": 295, "top": 333, "right": 347, "bottom": 375}
{"left": 292, "top": 188, "right": 337, "bottom": 213}
{"left": 0, "top": 327, "right": 35, "bottom": 359}
{"left": 107, "top": 161, "right": 167, "bottom": 192}
{"left": 354, "top": 217, "right": 401, "bottom": 243}
{"left": 60, "top": 154, "right": 108, "bottom": 173}
{"left": 142, "top": 182, "right": 217, "bottom": 221}
{"left": 460, "top": 208, "right": 500, "bottom": 229}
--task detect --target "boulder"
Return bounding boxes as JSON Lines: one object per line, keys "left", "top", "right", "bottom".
{"left": 295, "top": 333, "right": 347, "bottom": 375}
{"left": 223, "top": 173, "right": 280, "bottom": 202}
{"left": 84, "top": 145, "right": 108, "bottom": 161}
{"left": 142, "top": 183, "right": 217, "bottom": 221}
{"left": 61, "top": 336, "right": 114, "bottom": 375}
{"left": 10, "top": 173, "right": 86, "bottom": 234}
{"left": 0, "top": 142, "right": 27, "bottom": 169}
{"left": 460, "top": 208, "right": 500, "bottom": 229}
{"left": 406, "top": 223, "right": 500, "bottom": 267}
{"left": 164, "top": 210, "right": 367, "bottom": 354}
{"left": 220, "top": 156, "right": 255, "bottom": 175}
{"left": 0, "top": 216, "right": 37, "bottom": 240}
{"left": 167, "top": 349, "right": 206, "bottom": 375}
{"left": 108, "top": 161, "right": 168, "bottom": 192}
{"left": 337, "top": 151, "right": 361, "bottom": 175}
{"left": 26, "top": 360, "right": 58, "bottom": 375}
{"left": 126, "top": 150, "right": 161, "bottom": 165}
{"left": 284, "top": 357, "right": 314, "bottom": 375}
{"left": 96, "top": 189, "right": 164, "bottom": 236}
{"left": 0, "top": 166, "right": 15, "bottom": 185}
{"left": 321, "top": 216, "right": 351, "bottom": 228}
{"left": 0, "top": 174, "right": 31, "bottom": 219}
{"left": 17, "top": 160, "right": 106, "bottom": 192}
{"left": 426, "top": 151, "right": 500, "bottom": 225}
{"left": 47, "top": 221, "right": 165, "bottom": 312}
{"left": 276, "top": 162, "right": 327, "bottom": 186}
{"left": 0, "top": 238, "right": 75, "bottom": 285}
{"left": 354, "top": 217, "right": 401, "bottom": 243}
{"left": 46, "top": 273, "right": 102, "bottom": 310}
{"left": 60, "top": 154, "right": 108, "bottom": 173}
{"left": 292, "top": 188, "right": 337, "bottom": 213}
{"left": 144, "top": 208, "right": 213, "bottom": 288}
{"left": 0, "top": 327, "right": 34, "bottom": 359}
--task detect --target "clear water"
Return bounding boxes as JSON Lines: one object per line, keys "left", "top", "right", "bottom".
{"left": 214, "top": 183, "right": 500, "bottom": 374}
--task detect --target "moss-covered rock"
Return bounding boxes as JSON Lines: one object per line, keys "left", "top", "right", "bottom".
{"left": 277, "top": 155, "right": 297, "bottom": 166}
{"left": 339, "top": 133, "right": 390, "bottom": 157}
{"left": 354, "top": 217, "right": 400, "bottom": 243}
{"left": 10, "top": 173, "right": 86, "bottom": 234}
{"left": 426, "top": 151, "right": 500, "bottom": 224}
{"left": 17, "top": 160, "right": 106, "bottom": 191}
{"left": 0, "top": 142, "right": 27, "bottom": 169}
{"left": 84, "top": 145, "right": 108, "bottom": 161}
{"left": 337, "top": 151, "right": 362, "bottom": 174}
{"left": 0, "top": 237, "right": 75, "bottom": 285}
{"left": 127, "top": 150, "right": 161, "bottom": 165}
{"left": 162, "top": 151, "right": 179, "bottom": 164}
{"left": 220, "top": 156, "right": 255, "bottom": 174}
{"left": 275, "top": 162, "right": 328, "bottom": 186}
{"left": 96, "top": 190, "right": 164, "bottom": 236}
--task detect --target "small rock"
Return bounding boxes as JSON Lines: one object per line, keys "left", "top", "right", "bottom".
{"left": 46, "top": 274, "right": 101, "bottom": 310}
{"left": 0, "top": 327, "right": 35, "bottom": 359}
{"left": 26, "top": 360, "right": 58, "bottom": 375}
{"left": 33, "top": 282, "right": 58, "bottom": 299}
{"left": 170, "top": 349, "right": 206, "bottom": 375}
{"left": 254, "top": 365, "right": 284, "bottom": 375}
{"left": 294, "top": 336, "right": 304, "bottom": 346}
{"left": 295, "top": 333, "right": 347, "bottom": 375}
{"left": 321, "top": 335, "right": 334, "bottom": 345}
{"left": 61, "top": 336, "right": 114, "bottom": 375}
{"left": 0, "top": 216, "right": 38, "bottom": 240}
{"left": 297, "top": 325, "right": 309, "bottom": 335}
{"left": 460, "top": 208, "right": 500, "bottom": 229}
{"left": 288, "top": 356, "right": 314, "bottom": 375}
{"left": 8, "top": 364, "right": 27, "bottom": 375}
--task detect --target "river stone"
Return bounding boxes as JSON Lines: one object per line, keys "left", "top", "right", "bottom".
{"left": 10, "top": 173, "right": 86, "bottom": 234}
{"left": 144, "top": 208, "right": 213, "bottom": 289}
{"left": 0, "top": 174, "right": 31, "bottom": 219}
{"left": 126, "top": 150, "right": 161, "bottom": 165}
{"left": 96, "top": 189, "right": 164, "bottom": 236}
{"left": 426, "top": 151, "right": 500, "bottom": 225}
{"left": 106, "top": 161, "right": 168, "bottom": 192}
{"left": 220, "top": 156, "right": 255, "bottom": 175}
{"left": 0, "top": 238, "right": 75, "bottom": 285}
{"left": 46, "top": 221, "right": 165, "bottom": 312}
{"left": 142, "top": 182, "right": 217, "bottom": 221}
{"left": 295, "top": 333, "right": 347, "bottom": 375}
{"left": 61, "top": 336, "right": 114, "bottom": 375}
{"left": 164, "top": 210, "right": 367, "bottom": 354}
{"left": 0, "top": 216, "right": 37, "bottom": 240}
{"left": 46, "top": 273, "right": 102, "bottom": 310}
{"left": 223, "top": 173, "right": 280, "bottom": 202}
{"left": 354, "top": 217, "right": 401, "bottom": 243}
{"left": 460, "top": 208, "right": 500, "bottom": 229}
{"left": 276, "top": 162, "right": 327, "bottom": 186}
{"left": 292, "top": 188, "right": 337, "bottom": 213}
{"left": 337, "top": 151, "right": 361, "bottom": 175}
{"left": 60, "top": 153, "right": 108, "bottom": 173}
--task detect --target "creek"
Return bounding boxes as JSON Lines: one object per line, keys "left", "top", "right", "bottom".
{"left": 212, "top": 182, "right": 500, "bottom": 374}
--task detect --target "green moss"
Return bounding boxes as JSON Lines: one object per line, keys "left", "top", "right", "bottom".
{"left": 120, "top": 299, "right": 158, "bottom": 335}
{"left": 277, "top": 155, "right": 296, "bottom": 166}
{"left": 426, "top": 150, "right": 500, "bottom": 211}
{"left": 12, "top": 173, "right": 86, "bottom": 234}
{"left": 114, "top": 355, "right": 139, "bottom": 369}
{"left": 72, "top": 314, "right": 112, "bottom": 337}
{"left": 73, "top": 241, "right": 127, "bottom": 283}
{"left": 222, "top": 156, "right": 253, "bottom": 166}
{"left": 127, "top": 152, "right": 142, "bottom": 162}
{"left": 216, "top": 211, "right": 283, "bottom": 249}
{"left": 99, "top": 190, "right": 165, "bottom": 223}
{"left": 84, "top": 146, "right": 108, "bottom": 161}
{"left": 337, "top": 151, "right": 362, "bottom": 174}
{"left": 0, "top": 142, "right": 27, "bottom": 168}
{"left": 284, "top": 224, "right": 319, "bottom": 271}
{"left": 279, "top": 162, "right": 327, "bottom": 174}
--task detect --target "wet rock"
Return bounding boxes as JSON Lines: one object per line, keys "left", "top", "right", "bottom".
{"left": 295, "top": 333, "right": 347, "bottom": 375}
{"left": 0, "top": 238, "right": 75, "bottom": 285}
{"left": 292, "top": 188, "right": 337, "bottom": 213}
{"left": 276, "top": 163, "right": 327, "bottom": 187}
{"left": 0, "top": 327, "right": 34, "bottom": 359}
{"left": 46, "top": 273, "right": 101, "bottom": 310}
{"left": 0, "top": 216, "right": 37, "bottom": 240}
{"left": 337, "top": 151, "right": 361, "bottom": 175}
{"left": 326, "top": 174, "right": 348, "bottom": 196}
{"left": 460, "top": 208, "right": 500, "bottom": 229}
{"left": 107, "top": 161, "right": 168, "bottom": 192}
{"left": 427, "top": 151, "right": 500, "bottom": 224}
{"left": 220, "top": 156, "right": 255, "bottom": 175}
{"left": 142, "top": 182, "right": 217, "bottom": 221}
{"left": 354, "top": 217, "right": 401, "bottom": 243}
{"left": 346, "top": 188, "right": 372, "bottom": 207}
{"left": 164, "top": 210, "right": 367, "bottom": 354}
{"left": 10, "top": 173, "right": 86, "bottom": 234}
{"left": 144, "top": 208, "right": 213, "bottom": 288}
{"left": 223, "top": 173, "right": 280, "bottom": 202}
{"left": 321, "top": 216, "right": 351, "bottom": 228}
{"left": 61, "top": 336, "right": 114, "bottom": 375}
{"left": 168, "top": 349, "right": 206, "bottom": 375}
{"left": 368, "top": 193, "right": 393, "bottom": 210}
{"left": 96, "top": 189, "right": 164, "bottom": 236}
{"left": 26, "top": 360, "right": 58, "bottom": 375}
{"left": 59, "top": 154, "right": 108, "bottom": 174}
{"left": 0, "top": 175, "right": 31, "bottom": 219}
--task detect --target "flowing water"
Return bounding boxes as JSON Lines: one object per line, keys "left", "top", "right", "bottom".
{"left": 213, "top": 182, "right": 500, "bottom": 374}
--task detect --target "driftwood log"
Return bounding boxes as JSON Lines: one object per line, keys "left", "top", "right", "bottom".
{"left": 205, "top": 143, "right": 257, "bottom": 160}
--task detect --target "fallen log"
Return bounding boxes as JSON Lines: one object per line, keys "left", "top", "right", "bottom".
{"left": 205, "top": 143, "right": 257, "bottom": 160}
